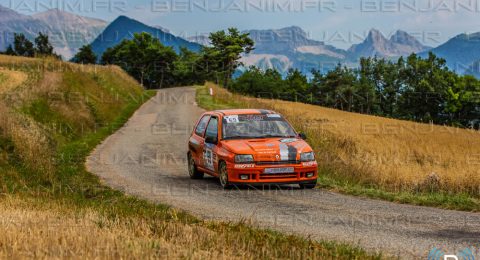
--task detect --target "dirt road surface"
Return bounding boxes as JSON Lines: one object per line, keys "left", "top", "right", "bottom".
{"left": 86, "top": 87, "right": 480, "bottom": 258}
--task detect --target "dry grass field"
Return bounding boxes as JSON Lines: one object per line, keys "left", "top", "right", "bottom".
{"left": 0, "top": 55, "right": 145, "bottom": 178}
{"left": 0, "top": 196, "right": 231, "bottom": 259}
{"left": 0, "top": 67, "right": 27, "bottom": 94}
{"left": 0, "top": 196, "right": 378, "bottom": 259}
{"left": 0, "top": 55, "right": 376, "bottom": 259}
{"left": 203, "top": 83, "right": 480, "bottom": 207}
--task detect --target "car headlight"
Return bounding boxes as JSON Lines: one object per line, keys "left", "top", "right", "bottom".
{"left": 300, "top": 152, "right": 315, "bottom": 162}
{"left": 235, "top": 154, "right": 254, "bottom": 163}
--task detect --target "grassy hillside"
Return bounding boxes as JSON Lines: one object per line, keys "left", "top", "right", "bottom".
{"left": 0, "top": 67, "right": 27, "bottom": 93}
{"left": 0, "top": 55, "right": 378, "bottom": 258}
{"left": 0, "top": 72, "right": 5, "bottom": 84}
{"left": 199, "top": 83, "right": 480, "bottom": 211}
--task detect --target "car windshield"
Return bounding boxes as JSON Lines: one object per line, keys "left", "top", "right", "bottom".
{"left": 222, "top": 114, "right": 297, "bottom": 140}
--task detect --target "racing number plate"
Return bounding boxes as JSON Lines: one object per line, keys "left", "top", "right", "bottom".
{"left": 264, "top": 167, "right": 295, "bottom": 174}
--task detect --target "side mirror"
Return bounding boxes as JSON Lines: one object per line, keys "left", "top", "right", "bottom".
{"left": 205, "top": 135, "right": 218, "bottom": 144}
{"left": 299, "top": 133, "right": 307, "bottom": 140}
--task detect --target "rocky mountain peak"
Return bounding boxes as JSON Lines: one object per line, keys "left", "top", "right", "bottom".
{"left": 348, "top": 29, "right": 430, "bottom": 60}
{"left": 390, "top": 30, "right": 421, "bottom": 46}
{"left": 365, "top": 29, "right": 388, "bottom": 44}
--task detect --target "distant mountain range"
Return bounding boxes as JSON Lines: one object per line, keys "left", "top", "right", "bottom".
{"left": 240, "top": 26, "right": 348, "bottom": 74}
{"left": 90, "top": 16, "right": 202, "bottom": 61}
{"left": 0, "top": 5, "right": 107, "bottom": 59}
{"left": 3, "top": 5, "right": 480, "bottom": 77}
{"left": 240, "top": 27, "right": 431, "bottom": 75}
{"left": 247, "top": 26, "right": 347, "bottom": 57}
{"left": 419, "top": 32, "right": 480, "bottom": 74}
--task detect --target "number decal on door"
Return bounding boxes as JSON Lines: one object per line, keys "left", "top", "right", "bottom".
{"left": 203, "top": 146, "right": 215, "bottom": 171}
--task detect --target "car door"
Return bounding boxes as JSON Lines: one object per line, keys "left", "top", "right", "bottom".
{"left": 202, "top": 116, "right": 219, "bottom": 173}
{"left": 189, "top": 115, "right": 210, "bottom": 167}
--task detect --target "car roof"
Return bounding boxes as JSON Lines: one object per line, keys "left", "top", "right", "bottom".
{"left": 213, "top": 109, "right": 276, "bottom": 116}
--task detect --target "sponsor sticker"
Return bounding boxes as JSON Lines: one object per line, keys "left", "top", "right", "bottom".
{"left": 240, "top": 115, "right": 265, "bottom": 121}
{"left": 302, "top": 161, "right": 317, "bottom": 167}
{"left": 203, "top": 148, "right": 215, "bottom": 171}
{"left": 267, "top": 114, "right": 282, "bottom": 118}
{"left": 234, "top": 164, "right": 255, "bottom": 169}
{"left": 224, "top": 115, "right": 240, "bottom": 123}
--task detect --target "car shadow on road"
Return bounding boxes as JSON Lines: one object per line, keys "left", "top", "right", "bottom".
{"left": 196, "top": 176, "right": 306, "bottom": 191}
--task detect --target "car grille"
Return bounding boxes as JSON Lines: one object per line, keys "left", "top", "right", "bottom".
{"left": 256, "top": 160, "right": 300, "bottom": 165}
{"left": 259, "top": 173, "right": 298, "bottom": 179}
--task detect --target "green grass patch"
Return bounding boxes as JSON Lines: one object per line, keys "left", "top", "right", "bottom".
{"left": 22, "top": 99, "right": 76, "bottom": 143}
{"left": 196, "top": 84, "right": 244, "bottom": 110}
{"left": 317, "top": 173, "right": 479, "bottom": 211}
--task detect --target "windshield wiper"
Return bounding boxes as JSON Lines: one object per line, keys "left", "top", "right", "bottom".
{"left": 223, "top": 135, "right": 252, "bottom": 140}
{"left": 251, "top": 135, "right": 289, "bottom": 139}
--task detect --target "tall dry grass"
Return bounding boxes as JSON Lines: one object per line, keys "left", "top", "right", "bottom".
{"left": 0, "top": 67, "right": 27, "bottom": 93}
{"left": 0, "top": 195, "right": 372, "bottom": 259}
{"left": 0, "top": 104, "right": 55, "bottom": 176}
{"left": 0, "top": 196, "right": 240, "bottom": 259}
{"left": 0, "top": 55, "right": 145, "bottom": 177}
{"left": 206, "top": 83, "right": 480, "bottom": 196}
{"left": 0, "top": 66, "right": 55, "bottom": 177}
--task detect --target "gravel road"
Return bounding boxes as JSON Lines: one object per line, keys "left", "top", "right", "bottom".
{"left": 86, "top": 87, "right": 480, "bottom": 258}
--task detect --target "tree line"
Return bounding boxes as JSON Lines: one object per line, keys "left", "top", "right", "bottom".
{"left": 231, "top": 54, "right": 480, "bottom": 128}
{"left": 73, "top": 29, "right": 254, "bottom": 88}
{"left": 1, "top": 33, "right": 59, "bottom": 58}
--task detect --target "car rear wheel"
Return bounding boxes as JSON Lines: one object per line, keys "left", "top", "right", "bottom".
{"left": 219, "top": 161, "right": 232, "bottom": 189}
{"left": 188, "top": 153, "right": 204, "bottom": 179}
{"left": 299, "top": 182, "right": 317, "bottom": 189}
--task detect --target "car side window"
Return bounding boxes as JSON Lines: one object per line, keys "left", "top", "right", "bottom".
{"left": 195, "top": 115, "right": 210, "bottom": 137}
{"left": 205, "top": 117, "right": 218, "bottom": 139}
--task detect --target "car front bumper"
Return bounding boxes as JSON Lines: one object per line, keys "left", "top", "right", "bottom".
{"left": 226, "top": 161, "right": 318, "bottom": 184}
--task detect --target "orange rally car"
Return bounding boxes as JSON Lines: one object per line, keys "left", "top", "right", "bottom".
{"left": 187, "top": 109, "right": 318, "bottom": 189}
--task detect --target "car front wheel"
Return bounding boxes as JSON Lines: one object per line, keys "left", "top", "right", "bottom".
{"left": 219, "top": 161, "right": 232, "bottom": 189}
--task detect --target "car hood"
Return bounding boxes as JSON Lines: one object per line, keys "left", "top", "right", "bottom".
{"left": 221, "top": 138, "right": 312, "bottom": 162}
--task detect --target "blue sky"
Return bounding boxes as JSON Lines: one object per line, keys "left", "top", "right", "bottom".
{"left": 4, "top": 0, "right": 480, "bottom": 49}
